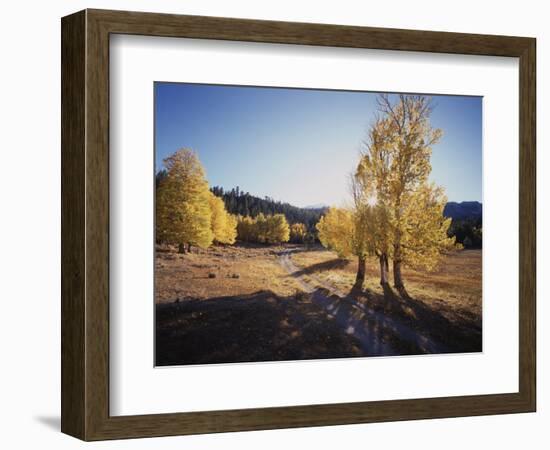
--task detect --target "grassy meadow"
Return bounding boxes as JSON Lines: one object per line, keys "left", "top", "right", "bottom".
{"left": 155, "top": 243, "right": 482, "bottom": 365}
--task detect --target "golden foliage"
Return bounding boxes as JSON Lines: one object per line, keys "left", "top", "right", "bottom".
{"left": 353, "top": 94, "right": 456, "bottom": 283}
{"left": 208, "top": 192, "right": 237, "bottom": 244}
{"left": 326, "top": 94, "right": 458, "bottom": 287}
{"left": 236, "top": 215, "right": 256, "bottom": 242}
{"left": 399, "top": 184, "right": 456, "bottom": 271}
{"left": 316, "top": 207, "right": 367, "bottom": 259}
{"left": 266, "top": 214, "right": 291, "bottom": 244}
{"left": 290, "top": 223, "right": 307, "bottom": 243}
{"left": 236, "top": 213, "right": 290, "bottom": 244}
{"left": 156, "top": 149, "right": 213, "bottom": 249}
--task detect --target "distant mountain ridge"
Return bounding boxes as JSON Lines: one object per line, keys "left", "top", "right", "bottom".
{"left": 443, "top": 201, "right": 482, "bottom": 221}
{"left": 305, "top": 201, "right": 483, "bottom": 220}
{"left": 303, "top": 203, "right": 330, "bottom": 210}
{"left": 444, "top": 202, "right": 482, "bottom": 249}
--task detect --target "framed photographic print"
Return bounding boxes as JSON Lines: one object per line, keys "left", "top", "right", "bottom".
{"left": 61, "top": 9, "right": 536, "bottom": 440}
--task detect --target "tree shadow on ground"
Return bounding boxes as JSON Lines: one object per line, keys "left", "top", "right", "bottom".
{"left": 280, "top": 254, "right": 480, "bottom": 355}
{"left": 308, "top": 287, "right": 424, "bottom": 356}
{"left": 155, "top": 290, "right": 366, "bottom": 366}
{"left": 291, "top": 258, "right": 350, "bottom": 277}
{"left": 156, "top": 284, "right": 482, "bottom": 367}
{"left": 354, "top": 283, "right": 482, "bottom": 354}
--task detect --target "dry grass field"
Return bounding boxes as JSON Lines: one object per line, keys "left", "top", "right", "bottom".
{"left": 155, "top": 244, "right": 482, "bottom": 366}
{"left": 290, "top": 247, "right": 482, "bottom": 353}
{"left": 155, "top": 243, "right": 302, "bottom": 303}
{"left": 291, "top": 248, "right": 482, "bottom": 325}
{"left": 155, "top": 244, "right": 365, "bottom": 365}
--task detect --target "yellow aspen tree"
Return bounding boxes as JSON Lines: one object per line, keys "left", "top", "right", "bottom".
{"left": 399, "top": 184, "right": 456, "bottom": 271}
{"left": 266, "top": 214, "right": 290, "bottom": 244}
{"left": 290, "top": 223, "right": 307, "bottom": 243}
{"left": 236, "top": 215, "right": 255, "bottom": 242}
{"left": 222, "top": 214, "right": 238, "bottom": 245}
{"left": 156, "top": 149, "right": 213, "bottom": 252}
{"left": 316, "top": 208, "right": 354, "bottom": 256}
{"left": 208, "top": 191, "right": 227, "bottom": 242}
{"left": 236, "top": 214, "right": 289, "bottom": 245}
{"left": 208, "top": 192, "right": 237, "bottom": 245}
{"left": 355, "top": 117, "right": 395, "bottom": 286}
{"left": 376, "top": 94, "right": 443, "bottom": 295}
{"left": 255, "top": 213, "right": 268, "bottom": 243}
{"left": 316, "top": 207, "right": 368, "bottom": 288}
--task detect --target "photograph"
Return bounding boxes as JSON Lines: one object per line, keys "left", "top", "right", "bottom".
{"left": 154, "top": 83, "right": 483, "bottom": 366}
{"left": 0, "top": 1, "right": 539, "bottom": 445}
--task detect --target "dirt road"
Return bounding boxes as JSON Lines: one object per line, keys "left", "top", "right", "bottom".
{"left": 278, "top": 249, "right": 446, "bottom": 356}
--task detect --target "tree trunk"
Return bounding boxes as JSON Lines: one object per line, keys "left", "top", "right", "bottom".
{"left": 379, "top": 253, "right": 389, "bottom": 286}
{"left": 187, "top": 243, "right": 192, "bottom": 253}
{"left": 392, "top": 248, "right": 409, "bottom": 298}
{"left": 393, "top": 241, "right": 405, "bottom": 288}
{"left": 393, "top": 258, "right": 404, "bottom": 289}
{"left": 178, "top": 243, "right": 187, "bottom": 254}
{"left": 355, "top": 255, "right": 366, "bottom": 290}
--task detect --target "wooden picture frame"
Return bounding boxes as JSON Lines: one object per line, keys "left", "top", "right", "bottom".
{"left": 61, "top": 9, "right": 536, "bottom": 441}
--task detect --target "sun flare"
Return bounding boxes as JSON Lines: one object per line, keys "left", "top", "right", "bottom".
{"left": 366, "top": 195, "right": 378, "bottom": 207}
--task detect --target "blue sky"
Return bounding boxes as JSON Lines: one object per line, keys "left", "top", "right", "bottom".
{"left": 155, "top": 83, "right": 482, "bottom": 207}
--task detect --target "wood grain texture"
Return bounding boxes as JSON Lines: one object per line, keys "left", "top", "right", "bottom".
{"left": 61, "top": 10, "right": 86, "bottom": 439}
{"left": 89, "top": 8, "right": 532, "bottom": 56}
{"left": 518, "top": 39, "right": 536, "bottom": 410}
{"left": 61, "top": 9, "right": 537, "bottom": 441}
{"left": 85, "top": 10, "right": 111, "bottom": 439}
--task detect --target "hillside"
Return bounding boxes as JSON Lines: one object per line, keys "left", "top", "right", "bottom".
{"left": 211, "top": 186, "right": 326, "bottom": 230}
{"left": 444, "top": 201, "right": 482, "bottom": 221}
{"left": 444, "top": 201, "right": 482, "bottom": 249}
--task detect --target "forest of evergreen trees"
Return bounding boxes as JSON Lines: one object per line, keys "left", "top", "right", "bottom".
{"left": 444, "top": 202, "right": 482, "bottom": 249}
{"left": 447, "top": 217, "right": 482, "bottom": 249}
{"left": 210, "top": 186, "right": 326, "bottom": 231}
